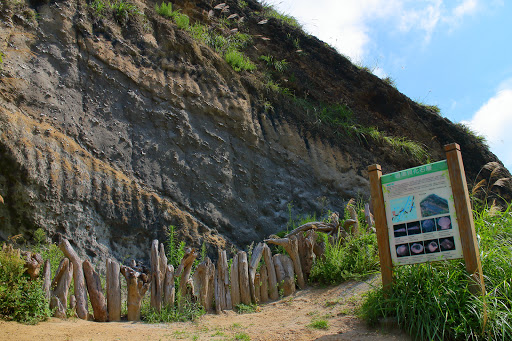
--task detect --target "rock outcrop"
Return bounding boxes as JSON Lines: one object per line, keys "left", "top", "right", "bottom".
{"left": 0, "top": 0, "right": 509, "bottom": 263}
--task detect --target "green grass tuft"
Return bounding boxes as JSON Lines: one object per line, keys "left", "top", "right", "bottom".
{"left": 155, "top": 1, "right": 173, "bottom": 18}
{"left": 308, "top": 318, "right": 329, "bottom": 329}
{"left": 309, "top": 229, "right": 379, "bottom": 284}
{"left": 224, "top": 50, "right": 256, "bottom": 72}
{"left": 360, "top": 203, "right": 512, "bottom": 340}
{"left": 235, "top": 303, "right": 258, "bottom": 314}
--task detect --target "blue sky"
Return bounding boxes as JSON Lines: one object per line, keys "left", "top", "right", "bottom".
{"left": 263, "top": 0, "right": 512, "bottom": 171}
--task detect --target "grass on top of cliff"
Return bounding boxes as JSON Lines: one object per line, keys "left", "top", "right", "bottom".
{"left": 360, "top": 202, "right": 512, "bottom": 340}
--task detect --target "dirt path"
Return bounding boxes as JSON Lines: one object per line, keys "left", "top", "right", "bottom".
{"left": 0, "top": 280, "right": 409, "bottom": 341}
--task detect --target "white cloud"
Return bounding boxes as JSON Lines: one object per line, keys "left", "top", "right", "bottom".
{"left": 464, "top": 83, "right": 512, "bottom": 170}
{"left": 264, "top": 0, "right": 493, "bottom": 61}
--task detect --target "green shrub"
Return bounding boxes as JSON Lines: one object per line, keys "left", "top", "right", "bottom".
{"left": 173, "top": 12, "right": 190, "bottom": 29}
{"left": 360, "top": 203, "right": 512, "bottom": 340}
{"left": 155, "top": 1, "right": 172, "bottom": 18}
{"left": 309, "top": 230, "right": 379, "bottom": 284}
{"left": 224, "top": 50, "right": 255, "bottom": 72}
{"left": 0, "top": 248, "right": 51, "bottom": 324}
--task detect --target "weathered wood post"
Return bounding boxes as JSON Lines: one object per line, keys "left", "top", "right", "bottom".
{"left": 238, "top": 251, "right": 251, "bottom": 305}
{"left": 445, "top": 143, "right": 487, "bottom": 328}
{"left": 50, "top": 258, "right": 73, "bottom": 318}
{"left": 106, "top": 258, "right": 121, "bottom": 321}
{"left": 368, "top": 164, "right": 394, "bottom": 293}
{"left": 120, "top": 264, "right": 150, "bottom": 321}
{"left": 42, "top": 260, "right": 51, "bottom": 299}
{"left": 163, "top": 264, "right": 175, "bottom": 308}
{"left": 150, "top": 240, "right": 162, "bottom": 312}
{"left": 248, "top": 243, "right": 264, "bottom": 303}
{"left": 262, "top": 244, "right": 278, "bottom": 300}
{"left": 83, "top": 260, "right": 108, "bottom": 322}
{"left": 59, "top": 237, "right": 89, "bottom": 319}
{"left": 175, "top": 247, "right": 198, "bottom": 310}
{"left": 230, "top": 252, "right": 240, "bottom": 306}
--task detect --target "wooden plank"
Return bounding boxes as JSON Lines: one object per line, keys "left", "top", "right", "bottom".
{"left": 444, "top": 143, "right": 486, "bottom": 296}
{"left": 368, "top": 164, "right": 393, "bottom": 292}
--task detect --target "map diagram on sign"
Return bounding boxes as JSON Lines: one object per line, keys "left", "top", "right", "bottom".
{"left": 390, "top": 195, "right": 417, "bottom": 223}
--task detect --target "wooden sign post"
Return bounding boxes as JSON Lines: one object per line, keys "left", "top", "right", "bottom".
{"left": 444, "top": 143, "right": 486, "bottom": 296}
{"left": 368, "top": 143, "right": 486, "bottom": 302}
{"left": 368, "top": 164, "right": 393, "bottom": 292}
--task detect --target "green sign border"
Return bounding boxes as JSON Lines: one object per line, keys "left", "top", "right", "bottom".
{"left": 381, "top": 160, "right": 448, "bottom": 184}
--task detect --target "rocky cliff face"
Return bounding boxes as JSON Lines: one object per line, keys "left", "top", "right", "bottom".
{"left": 0, "top": 0, "right": 509, "bottom": 263}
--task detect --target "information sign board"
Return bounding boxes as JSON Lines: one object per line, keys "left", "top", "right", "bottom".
{"left": 381, "top": 160, "right": 463, "bottom": 265}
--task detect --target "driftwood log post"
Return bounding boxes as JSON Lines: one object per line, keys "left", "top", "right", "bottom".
{"left": 280, "top": 254, "right": 296, "bottom": 297}
{"left": 50, "top": 258, "right": 73, "bottom": 318}
{"left": 106, "top": 258, "right": 121, "bottom": 321}
{"left": 192, "top": 257, "right": 215, "bottom": 311}
{"left": 215, "top": 250, "right": 232, "bottom": 312}
{"left": 159, "top": 243, "right": 168, "bottom": 304}
{"left": 260, "top": 264, "right": 269, "bottom": 303}
{"left": 346, "top": 200, "right": 360, "bottom": 235}
{"left": 248, "top": 243, "right": 264, "bottom": 303}
{"left": 273, "top": 254, "right": 295, "bottom": 297}
{"left": 20, "top": 250, "right": 43, "bottom": 280}
{"left": 150, "top": 240, "right": 162, "bottom": 312}
{"left": 230, "top": 253, "right": 240, "bottom": 307}
{"left": 83, "top": 260, "right": 108, "bottom": 322}
{"left": 262, "top": 244, "right": 278, "bottom": 300}
{"left": 163, "top": 264, "right": 175, "bottom": 308}
{"left": 238, "top": 251, "right": 251, "bottom": 305}
{"left": 364, "top": 203, "right": 376, "bottom": 232}
{"left": 297, "top": 230, "right": 315, "bottom": 282}
{"left": 254, "top": 272, "right": 261, "bottom": 303}
{"left": 175, "top": 247, "right": 198, "bottom": 309}
{"left": 120, "top": 265, "right": 150, "bottom": 321}
{"left": 265, "top": 236, "right": 305, "bottom": 289}
{"left": 42, "top": 260, "right": 51, "bottom": 299}
{"left": 273, "top": 254, "right": 285, "bottom": 297}
{"left": 59, "top": 237, "right": 88, "bottom": 320}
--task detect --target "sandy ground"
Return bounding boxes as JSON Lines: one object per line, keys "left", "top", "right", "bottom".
{"left": 0, "top": 280, "right": 410, "bottom": 341}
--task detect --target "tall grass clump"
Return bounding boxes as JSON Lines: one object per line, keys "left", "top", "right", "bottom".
{"left": 260, "top": 1, "right": 302, "bottom": 29}
{"left": 141, "top": 298, "right": 205, "bottom": 323}
{"left": 309, "top": 230, "right": 379, "bottom": 284}
{"left": 155, "top": 1, "right": 173, "bottom": 18}
{"left": 224, "top": 50, "right": 255, "bottom": 72}
{"left": 0, "top": 246, "right": 51, "bottom": 324}
{"left": 360, "top": 203, "right": 512, "bottom": 340}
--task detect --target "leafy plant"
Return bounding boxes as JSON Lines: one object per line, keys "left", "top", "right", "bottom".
{"left": 309, "top": 229, "right": 379, "bottom": 284}
{"left": 235, "top": 303, "right": 258, "bottom": 314}
{"left": 167, "top": 225, "right": 185, "bottom": 269}
{"left": 0, "top": 247, "right": 51, "bottom": 324}
{"left": 173, "top": 12, "right": 190, "bottom": 29}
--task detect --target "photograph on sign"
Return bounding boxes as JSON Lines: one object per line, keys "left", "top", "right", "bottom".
{"left": 381, "top": 160, "right": 463, "bottom": 265}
